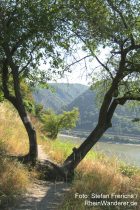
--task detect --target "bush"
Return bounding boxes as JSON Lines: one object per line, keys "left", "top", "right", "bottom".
{"left": 119, "top": 163, "right": 140, "bottom": 177}
{"left": 41, "top": 108, "right": 79, "bottom": 139}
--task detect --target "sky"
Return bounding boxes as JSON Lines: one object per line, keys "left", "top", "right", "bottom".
{"left": 40, "top": 47, "right": 110, "bottom": 86}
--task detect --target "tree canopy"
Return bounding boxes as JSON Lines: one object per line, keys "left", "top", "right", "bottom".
{"left": 41, "top": 108, "right": 79, "bottom": 139}
{"left": 0, "top": 0, "right": 72, "bottom": 86}
{"left": 0, "top": 0, "right": 73, "bottom": 163}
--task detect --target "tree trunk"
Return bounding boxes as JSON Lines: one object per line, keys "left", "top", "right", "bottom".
{"left": 2, "top": 59, "right": 38, "bottom": 165}
{"left": 12, "top": 81, "right": 38, "bottom": 164}
{"left": 17, "top": 108, "right": 38, "bottom": 164}
{"left": 61, "top": 124, "right": 108, "bottom": 178}
{"left": 7, "top": 95, "right": 38, "bottom": 165}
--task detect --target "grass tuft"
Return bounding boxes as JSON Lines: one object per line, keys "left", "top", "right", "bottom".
{"left": 0, "top": 157, "right": 29, "bottom": 208}
{"left": 60, "top": 159, "right": 140, "bottom": 209}
{"left": 0, "top": 102, "right": 31, "bottom": 208}
{"left": 0, "top": 102, "right": 28, "bottom": 155}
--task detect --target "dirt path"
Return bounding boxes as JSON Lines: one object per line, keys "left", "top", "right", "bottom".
{"left": 13, "top": 145, "right": 70, "bottom": 210}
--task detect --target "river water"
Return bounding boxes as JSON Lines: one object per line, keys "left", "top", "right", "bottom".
{"left": 60, "top": 134, "right": 140, "bottom": 167}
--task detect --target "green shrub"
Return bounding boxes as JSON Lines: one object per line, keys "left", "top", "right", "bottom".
{"left": 119, "top": 163, "right": 140, "bottom": 177}
{"left": 41, "top": 108, "right": 79, "bottom": 139}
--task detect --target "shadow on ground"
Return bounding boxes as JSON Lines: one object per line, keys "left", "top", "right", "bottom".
{"left": 11, "top": 181, "right": 70, "bottom": 210}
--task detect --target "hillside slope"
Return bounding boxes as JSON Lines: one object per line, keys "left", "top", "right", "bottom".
{"left": 33, "top": 83, "right": 140, "bottom": 138}
{"left": 66, "top": 89, "right": 140, "bottom": 136}
{"left": 33, "top": 83, "right": 88, "bottom": 112}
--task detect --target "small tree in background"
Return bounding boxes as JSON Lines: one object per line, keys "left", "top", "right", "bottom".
{"left": 41, "top": 108, "right": 79, "bottom": 139}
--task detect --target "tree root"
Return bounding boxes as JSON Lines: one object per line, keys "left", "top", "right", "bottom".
{"left": 7, "top": 154, "right": 74, "bottom": 182}
{"left": 6, "top": 153, "right": 36, "bottom": 166}
{"left": 36, "top": 160, "right": 74, "bottom": 182}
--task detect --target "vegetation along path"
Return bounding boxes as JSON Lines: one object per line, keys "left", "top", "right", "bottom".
{"left": 13, "top": 145, "right": 70, "bottom": 210}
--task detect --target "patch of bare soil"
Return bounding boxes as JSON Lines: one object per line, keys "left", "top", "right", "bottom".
{"left": 12, "top": 145, "right": 70, "bottom": 210}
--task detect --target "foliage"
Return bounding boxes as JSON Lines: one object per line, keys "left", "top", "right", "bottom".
{"left": 119, "top": 163, "right": 140, "bottom": 177}
{"left": 41, "top": 108, "right": 79, "bottom": 139}
{"left": 34, "top": 103, "right": 44, "bottom": 118}
{"left": 34, "top": 83, "right": 140, "bottom": 139}
{"left": 65, "top": 0, "right": 140, "bottom": 96}
{"left": 0, "top": 0, "right": 72, "bottom": 84}
{"left": 56, "top": 0, "right": 140, "bottom": 172}
{"left": 0, "top": 1, "right": 74, "bottom": 161}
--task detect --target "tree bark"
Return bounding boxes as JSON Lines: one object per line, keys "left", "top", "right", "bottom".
{"left": 60, "top": 78, "right": 123, "bottom": 178}
{"left": 17, "top": 107, "right": 38, "bottom": 164}
{"left": 61, "top": 124, "right": 108, "bottom": 177}
{"left": 2, "top": 59, "right": 38, "bottom": 164}
{"left": 12, "top": 71, "right": 38, "bottom": 164}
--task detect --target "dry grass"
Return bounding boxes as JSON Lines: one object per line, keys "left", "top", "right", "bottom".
{"left": 40, "top": 136, "right": 140, "bottom": 210}
{"left": 0, "top": 102, "right": 28, "bottom": 155}
{"left": 0, "top": 102, "right": 32, "bottom": 208}
{"left": 1, "top": 101, "right": 139, "bottom": 209}
{"left": 0, "top": 157, "right": 30, "bottom": 207}
{"left": 39, "top": 137, "right": 76, "bottom": 164}
{"left": 60, "top": 159, "right": 140, "bottom": 210}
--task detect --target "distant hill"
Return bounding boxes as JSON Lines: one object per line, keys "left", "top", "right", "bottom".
{"left": 33, "top": 83, "right": 88, "bottom": 112}
{"left": 33, "top": 83, "right": 140, "bottom": 142}
{"left": 65, "top": 89, "right": 140, "bottom": 136}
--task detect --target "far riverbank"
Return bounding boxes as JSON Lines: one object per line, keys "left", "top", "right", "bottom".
{"left": 59, "top": 134, "right": 140, "bottom": 167}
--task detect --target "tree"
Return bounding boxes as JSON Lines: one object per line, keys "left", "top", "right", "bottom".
{"left": 41, "top": 108, "right": 79, "bottom": 139}
{"left": 59, "top": 0, "right": 140, "bottom": 177}
{"left": 0, "top": 0, "right": 71, "bottom": 164}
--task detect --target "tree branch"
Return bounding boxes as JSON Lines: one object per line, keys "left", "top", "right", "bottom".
{"left": 107, "top": 0, "right": 135, "bottom": 46}
{"left": 6, "top": 0, "right": 20, "bottom": 28}
{"left": 124, "top": 44, "right": 140, "bottom": 54}
{"left": 64, "top": 55, "right": 91, "bottom": 71}
{"left": 106, "top": 99, "right": 118, "bottom": 127}
{"left": 106, "top": 93, "right": 140, "bottom": 128}
{"left": 98, "top": 52, "right": 126, "bottom": 125}
{"left": 11, "top": 32, "right": 34, "bottom": 56}
{"left": 94, "top": 53, "right": 114, "bottom": 79}
{"left": 2, "top": 59, "right": 17, "bottom": 108}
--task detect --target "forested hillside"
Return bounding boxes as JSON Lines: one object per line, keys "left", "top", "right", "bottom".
{"left": 33, "top": 83, "right": 88, "bottom": 112}
{"left": 66, "top": 89, "right": 140, "bottom": 136}
{"left": 34, "top": 83, "right": 140, "bottom": 137}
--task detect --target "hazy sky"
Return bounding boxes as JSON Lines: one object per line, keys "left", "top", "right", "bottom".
{"left": 40, "top": 47, "right": 110, "bottom": 86}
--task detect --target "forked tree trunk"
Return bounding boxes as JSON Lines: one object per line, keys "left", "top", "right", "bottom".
{"left": 61, "top": 72, "right": 124, "bottom": 179}
{"left": 61, "top": 124, "right": 108, "bottom": 178}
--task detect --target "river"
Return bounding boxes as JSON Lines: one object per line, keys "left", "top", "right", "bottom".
{"left": 60, "top": 134, "right": 140, "bottom": 167}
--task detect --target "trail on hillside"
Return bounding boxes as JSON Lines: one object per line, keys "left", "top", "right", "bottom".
{"left": 13, "top": 145, "right": 70, "bottom": 210}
